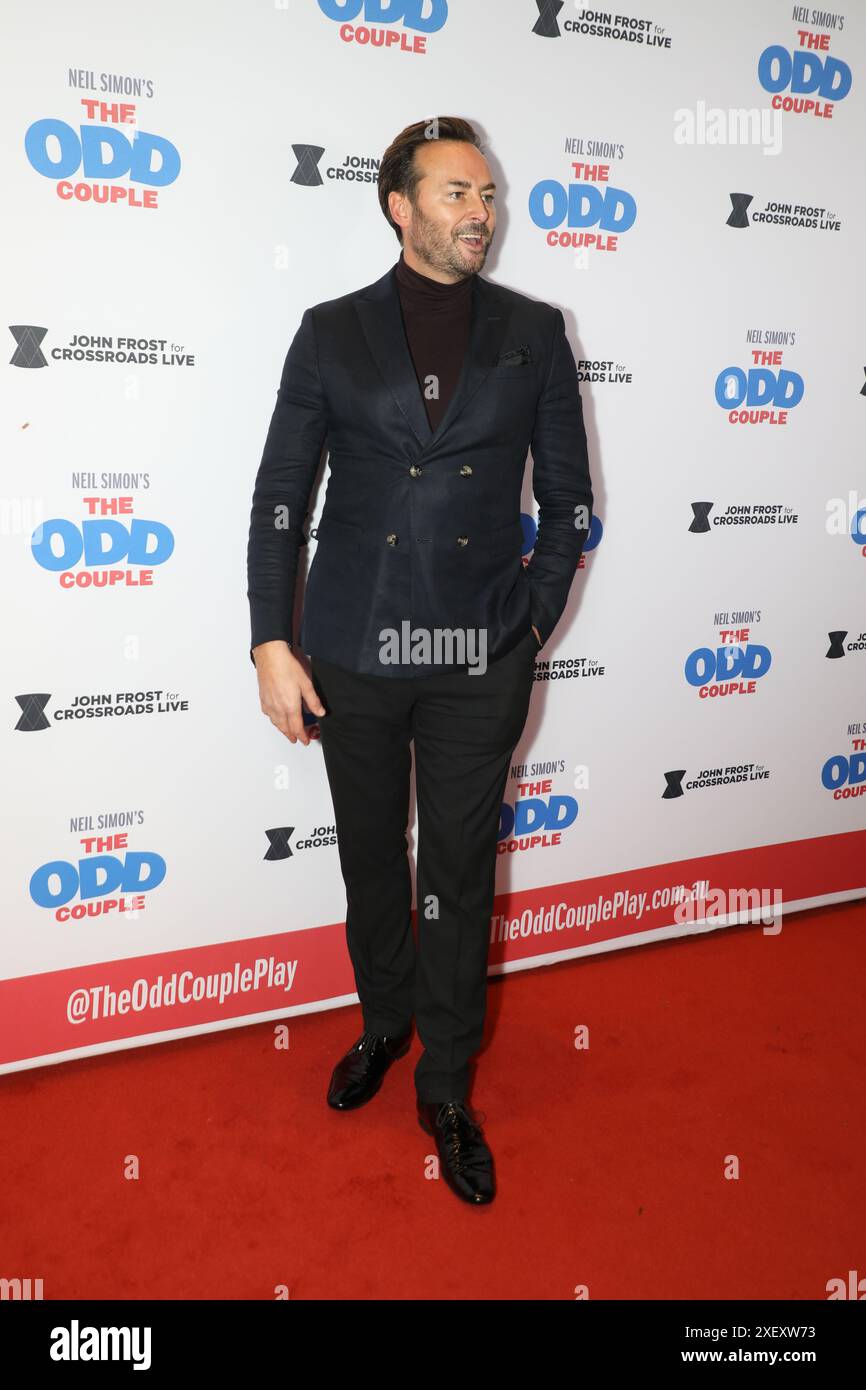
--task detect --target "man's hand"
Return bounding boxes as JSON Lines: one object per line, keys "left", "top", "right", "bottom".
{"left": 532, "top": 625, "right": 542, "bottom": 646}
{"left": 252, "top": 640, "right": 326, "bottom": 746}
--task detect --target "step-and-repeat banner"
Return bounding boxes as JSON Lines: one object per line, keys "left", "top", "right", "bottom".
{"left": 2, "top": 0, "right": 864, "bottom": 1073}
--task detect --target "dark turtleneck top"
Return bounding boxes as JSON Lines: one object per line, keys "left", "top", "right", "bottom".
{"left": 394, "top": 249, "right": 474, "bottom": 432}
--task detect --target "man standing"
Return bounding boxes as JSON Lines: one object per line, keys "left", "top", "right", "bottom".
{"left": 247, "top": 117, "right": 592, "bottom": 1205}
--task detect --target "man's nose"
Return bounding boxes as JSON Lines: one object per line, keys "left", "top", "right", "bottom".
{"left": 465, "top": 197, "right": 491, "bottom": 224}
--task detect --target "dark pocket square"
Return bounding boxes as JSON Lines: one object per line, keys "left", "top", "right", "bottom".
{"left": 496, "top": 344, "right": 532, "bottom": 366}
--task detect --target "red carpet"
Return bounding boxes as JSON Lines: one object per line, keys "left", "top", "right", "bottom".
{"left": 1, "top": 899, "right": 862, "bottom": 1300}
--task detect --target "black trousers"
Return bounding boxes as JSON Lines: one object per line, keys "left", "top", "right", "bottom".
{"left": 310, "top": 628, "right": 537, "bottom": 1103}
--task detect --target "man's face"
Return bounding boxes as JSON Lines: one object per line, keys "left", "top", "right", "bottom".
{"left": 394, "top": 139, "right": 496, "bottom": 281}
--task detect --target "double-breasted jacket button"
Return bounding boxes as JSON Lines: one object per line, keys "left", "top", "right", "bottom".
{"left": 459, "top": 464, "right": 473, "bottom": 477}
{"left": 409, "top": 464, "right": 422, "bottom": 478}
{"left": 386, "top": 533, "right": 399, "bottom": 545}
{"left": 456, "top": 535, "right": 469, "bottom": 547}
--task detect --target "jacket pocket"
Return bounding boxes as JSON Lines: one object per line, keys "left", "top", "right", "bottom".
{"left": 313, "top": 515, "right": 361, "bottom": 553}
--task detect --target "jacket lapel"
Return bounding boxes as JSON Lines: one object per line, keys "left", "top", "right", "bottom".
{"left": 354, "top": 262, "right": 512, "bottom": 452}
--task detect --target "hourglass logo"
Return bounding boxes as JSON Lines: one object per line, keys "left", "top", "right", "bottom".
{"left": 9, "top": 324, "right": 48, "bottom": 369}
{"left": 531, "top": 0, "right": 563, "bottom": 39}
{"left": 662, "top": 770, "right": 686, "bottom": 799}
{"left": 726, "top": 193, "right": 753, "bottom": 229}
{"left": 264, "top": 827, "right": 295, "bottom": 861}
{"left": 290, "top": 145, "right": 325, "bottom": 187}
{"left": 689, "top": 502, "right": 714, "bottom": 533}
{"left": 15, "top": 692, "right": 52, "bottom": 732}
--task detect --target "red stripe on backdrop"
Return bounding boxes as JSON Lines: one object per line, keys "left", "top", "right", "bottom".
{"left": 490, "top": 826, "right": 866, "bottom": 962}
{"left": 1, "top": 828, "right": 864, "bottom": 1069}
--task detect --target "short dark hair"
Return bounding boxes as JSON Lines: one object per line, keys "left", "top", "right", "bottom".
{"left": 377, "top": 117, "right": 484, "bottom": 244}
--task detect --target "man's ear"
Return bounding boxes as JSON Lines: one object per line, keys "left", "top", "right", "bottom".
{"left": 389, "top": 189, "right": 409, "bottom": 235}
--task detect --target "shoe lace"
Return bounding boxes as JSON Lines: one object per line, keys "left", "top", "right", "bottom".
{"left": 358, "top": 1030, "right": 401, "bottom": 1051}
{"left": 434, "top": 1102, "right": 490, "bottom": 1173}
{"left": 356, "top": 1030, "right": 408, "bottom": 1053}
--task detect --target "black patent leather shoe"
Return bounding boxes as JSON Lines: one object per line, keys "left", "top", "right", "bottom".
{"left": 327, "top": 1029, "right": 412, "bottom": 1110}
{"left": 417, "top": 1099, "right": 496, "bottom": 1205}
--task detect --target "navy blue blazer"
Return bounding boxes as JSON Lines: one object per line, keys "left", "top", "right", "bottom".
{"left": 246, "top": 261, "right": 593, "bottom": 677}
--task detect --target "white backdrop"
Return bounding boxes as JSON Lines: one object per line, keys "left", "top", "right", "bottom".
{"left": 2, "top": 0, "right": 864, "bottom": 1073}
